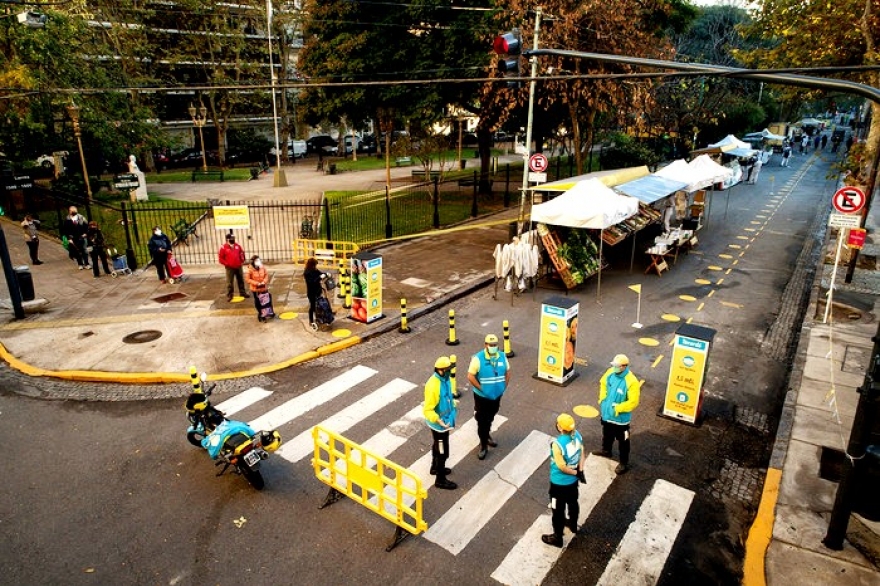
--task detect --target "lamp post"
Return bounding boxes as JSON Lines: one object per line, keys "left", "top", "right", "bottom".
{"left": 266, "top": 0, "right": 287, "bottom": 187}
{"left": 188, "top": 103, "right": 209, "bottom": 172}
{"left": 65, "top": 102, "right": 93, "bottom": 201}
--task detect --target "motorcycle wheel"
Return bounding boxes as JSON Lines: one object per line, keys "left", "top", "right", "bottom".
{"left": 239, "top": 464, "right": 265, "bottom": 490}
{"left": 187, "top": 430, "right": 206, "bottom": 447}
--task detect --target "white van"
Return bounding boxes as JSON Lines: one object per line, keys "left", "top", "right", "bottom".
{"left": 288, "top": 140, "right": 307, "bottom": 158}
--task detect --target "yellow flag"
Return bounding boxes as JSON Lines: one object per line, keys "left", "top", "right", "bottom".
{"left": 628, "top": 284, "right": 642, "bottom": 294}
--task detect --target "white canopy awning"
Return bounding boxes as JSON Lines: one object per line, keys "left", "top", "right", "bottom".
{"left": 688, "top": 154, "right": 734, "bottom": 186}
{"left": 708, "top": 135, "right": 753, "bottom": 150}
{"left": 531, "top": 178, "right": 638, "bottom": 229}
{"left": 654, "top": 159, "right": 711, "bottom": 192}
{"left": 614, "top": 175, "right": 689, "bottom": 205}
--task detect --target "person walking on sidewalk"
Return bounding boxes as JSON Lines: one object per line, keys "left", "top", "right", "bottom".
{"left": 62, "top": 206, "right": 89, "bottom": 270}
{"left": 592, "top": 354, "right": 640, "bottom": 475}
{"left": 302, "top": 257, "right": 324, "bottom": 328}
{"left": 218, "top": 233, "right": 249, "bottom": 301}
{"left": 748, "top": 157, "right": 763, "bottom": 184}
{"left": 21, "top": 214, "right": 43, "bottom": 265}
{"left": 542, "top": 413, "right": 586, "bottom": 548}
{"left": 245, "top": 255, "right": 271, "bottom": 322}
{"left": 424, "top": 356, "right": 458, "bottom": 490}
{"left": 147, "top": 226, "right": 172, "bottom": 283}
{"left": 468, "top": 333, "right": 510, "bottom": 460}
{"left": 86, "top": 221, "right": 112, "bottom": 278}
{"left": 781, "top": 142, "right": 792, "bottom": 167}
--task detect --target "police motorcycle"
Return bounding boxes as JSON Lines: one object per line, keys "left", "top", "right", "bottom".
{"left": 185, "top": 369, "right": 282, "bottom": 490}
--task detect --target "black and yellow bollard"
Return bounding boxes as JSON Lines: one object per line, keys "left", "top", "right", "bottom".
{"left": 445, "top": 309, "right": 460, "bottom": 345}
{"left": 189, "top": 365, "right": 202, "bottom": 393}
{"left": 450, "top": 354, "right": 460, "bottom": 398}
{"left": 503, "top": 320, "right": 515, "bottom": 358}
{"left": 399, "top": 298, "right": 411, "bottom": 333}
{"left": 337, "top": 258, "right": 346, "bottom": 299}
{"left": 343, "top": 275, "right": 352, "bottom": 309}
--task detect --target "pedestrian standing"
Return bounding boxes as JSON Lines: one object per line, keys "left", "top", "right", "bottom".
{"left": 814, "top": 134, "right": 821, "bottom": 150}
{"left": 821, "top": 134, "right": 828, "bottom": 150}
{"left": 245, "top": 255, "right": 271, "bottom": 322}
{"left": 541, "top": 413, "right": 586, "bottom": 548}
{"left": 781, "top": 143, "right": 792, "bottom": 167}
{"left": 748, "top": 157, "right": 763, "bottom": 184}
{"left": 423, "top": 356, "right": 458, "bottom": 490}
{"left": 592, "top": 354, "right": 640, "bottom": 475}
{"left": 86, "top": 220, "right": 112, "bottom": 278}
{"left": 467, "top": 333, "right": 510, "bottom": 460}
{"left": 147, "top": 226, "right": 172, "bottom": 283}
{"left": 846, "top": 135, "right": 855, "bottom": 152}
{"left": 62, "top": 206, "right": 90, "bottom": 269}
{"left": 302, "top": 257, "right": 324, "bottom": 328}
{"left": 21, "top": 214, "right": 43, "bottom": 265}
{"left": 218, "top": 233, "right": 249, "bottom": 301}
{"left": 800, "top": 134, "right": 809, "bottom": 153}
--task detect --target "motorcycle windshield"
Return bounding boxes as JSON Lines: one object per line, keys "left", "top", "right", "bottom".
{"left": 202, "top": 419, "right": 256, "bottom": 459}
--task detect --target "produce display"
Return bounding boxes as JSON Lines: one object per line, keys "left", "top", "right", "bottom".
{"left": 555, "top": 228, "right": 601, "bottom": 284}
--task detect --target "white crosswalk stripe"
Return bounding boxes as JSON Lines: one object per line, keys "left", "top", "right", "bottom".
{"left": 210, "top": 366, "right": 696, "bottom": 584}
{"left": 423, "top": 429, "right": 551, "bottom": 555}
{"left": 596, "top": 479, "right": 695, "bottom": 586}
{"left": 491, "top": 454, "right": 618, "bottom": 585}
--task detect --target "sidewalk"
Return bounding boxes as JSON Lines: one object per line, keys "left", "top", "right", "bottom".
{"left": 2, "top": 156, "right": 880, "bottom": 583}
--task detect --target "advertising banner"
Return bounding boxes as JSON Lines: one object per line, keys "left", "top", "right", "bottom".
{"left": 536, "top": 296, "right": 579, "bottom": 385}
{"left": 351, "top": 252, "right": 383, "bottom": 323}
{"left": 663, "top": 323, "right": 716, "bottom": 424}
{"left": 214, "top": 205, "right": 251, "bottom": 230}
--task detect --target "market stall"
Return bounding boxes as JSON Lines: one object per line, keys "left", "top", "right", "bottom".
{"left": 531, "top": 178, "right": 638, "bottom": 297}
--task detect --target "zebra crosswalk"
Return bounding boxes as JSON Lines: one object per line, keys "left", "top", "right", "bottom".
{"left": 211, "top": 365, "right": 696, "bottom": 585}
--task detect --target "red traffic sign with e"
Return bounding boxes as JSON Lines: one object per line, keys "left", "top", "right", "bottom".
{"left": 832, "top": 185, "right": 866, "bottom": 214}
{"left": 528, "top": 153, "right": 549, "bottom": 173}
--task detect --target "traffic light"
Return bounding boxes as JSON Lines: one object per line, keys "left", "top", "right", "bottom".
{"left": 493, "top": 30, "right": 522, "bottom": 89}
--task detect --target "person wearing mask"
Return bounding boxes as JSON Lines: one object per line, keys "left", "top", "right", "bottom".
{"left": 542, "top": 413, "right": 586, "bottom": 548}
{"left": 147, "top": 226, "right": 173, "bottom": 283}
{"left": 592, "top": 354, "right": 640, "bottom": 475}
{"left": 302, "top": 257, "right": 324, "bottom": 328}
{"left": 62, "top": 206, "right": 89, "bottom": 269}
{"left": 86, "top": 220, "right": 112, "bottom": 278}
{"left": 21, "top": 214, "right": 43, "bottom": 265}
{"left": 245, "top": 254, "right": 272, "bottom": 322}
{"left": 467, "top": 333, "right": 511, "bottom": 460}
{"left": 423, "top": 356, "right": 458, "bottom": 490}
{"left": 218, "top": 233, "right": 249, "bottom": 301}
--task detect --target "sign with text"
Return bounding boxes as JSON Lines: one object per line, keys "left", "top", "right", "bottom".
{"left": 350, "top": 252, "right": 383, "bottom": 323}
{"left": 4, "top": 175, "right": 33, "bottom": 191}
{"left": 832, "top": 185, "right": 866, "bottom": 214}
{"left": 663, "top": 324, "right": 716, "bottom": 425}
{"left": 536, "top": 296, "right": 579, "bottom": 385}
{"left": 829, "top": 213, "right": 863, "bottom": 229}
{"left": 528, "top": 171, "right": 547, "bottom": 184}
{"left": 213, "top": 205, "right": 251, "bottom": 230}
{"left": 848, "top": 228, "right": 867, "bottom": 250}
{"left": 528, "top": 153, "right": 549, "bottom": 172}
{"left": 113, "top": 173, "right": 139, "bottom": 190}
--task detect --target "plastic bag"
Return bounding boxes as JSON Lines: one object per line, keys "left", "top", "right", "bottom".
{"left": 62, "top": 236, "right": 69, "bottom": 250}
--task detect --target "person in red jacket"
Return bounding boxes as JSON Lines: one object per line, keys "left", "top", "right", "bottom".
{"left": 218, "top": 233, "right": 249, "bottom": 301}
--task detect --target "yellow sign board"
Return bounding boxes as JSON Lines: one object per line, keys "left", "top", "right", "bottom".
{"left": 536, "top": 297, "right": 578, "bottom": 384}
{"left": 213, "top": 205, "right": 251, "bottom": 230}
{"left": 663, "top": 325, "right": 715, "bottom": 424}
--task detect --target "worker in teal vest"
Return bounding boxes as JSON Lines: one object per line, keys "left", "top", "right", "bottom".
{"left": 592, "top": 353, "right": 640, "bottom": 475}
{"left": 542, "top": 413, "right": 586, "bottom": 548}
{"left": 424, "top": 356, "right": 458, "bottom": 490}
{"left": 467, "top": 334, "right": 510, "bottom": 460}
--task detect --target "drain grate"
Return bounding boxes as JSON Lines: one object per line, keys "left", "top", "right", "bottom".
{"left": 122, "top": 330, "right": 163, "bottom": 344}
{"left": 152, "top": 292, "right": 187, "bottom": 303}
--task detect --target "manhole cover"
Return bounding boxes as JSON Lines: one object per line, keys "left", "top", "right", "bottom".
{"left": 153, "top": 292, "right": 188, "bottom": 303}
{"left": 123, "top": 330, "right": 163, "bottom": 344}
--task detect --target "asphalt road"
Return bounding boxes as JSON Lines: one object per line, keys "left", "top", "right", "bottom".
{"left": 0, "top": 153, "right": 834, "bottom": 585}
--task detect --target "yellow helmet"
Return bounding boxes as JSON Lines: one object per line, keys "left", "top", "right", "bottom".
{"left": 557, "top": 413, "right": 576, "bottom": 432}
{"left": 434, "top": 356, "right": 452, "bottom": 369}
{"left": 611, "top": 354, "right": 629, "bottom": 367}
{"left": 485, "top": 334, "right": 499, "bottom": 344}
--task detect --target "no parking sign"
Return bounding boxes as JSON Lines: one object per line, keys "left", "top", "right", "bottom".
{"left": 832, "top": 185, "right": 866, "bottom": 215}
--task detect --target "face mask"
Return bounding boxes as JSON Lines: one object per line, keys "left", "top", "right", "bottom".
{"left": 228, "top": 239, "right": 235, "bottom": 245}
{"left": 613, "top": 365, "right": 625, "bottom": 374}
{"left": 438, "top": 370, "right": 449, "bottom": 380}
{"left": 254, "top": 260, "right": 262, "bottom": 268}
{"left": 487, "top": 345, "right": 498, "bottom": 356}
{"left": 154, "top": 230, "right": 162, "bottom": 236}
{"left": 70, "top": 213, "right": 77, "bottom": 218}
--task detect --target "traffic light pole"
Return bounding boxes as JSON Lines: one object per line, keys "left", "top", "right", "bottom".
{"left": 517, "top": 6, "right": 542, "bottom": 236}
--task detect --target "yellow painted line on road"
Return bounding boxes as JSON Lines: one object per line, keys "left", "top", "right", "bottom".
{"left": 732, "top": 260, "right": 739, "bottom": 266}
{"left": 729, "top": 244, "right": 742, "bottom": 249}
{"left": 708, "top": 265, "right": 723, "bottom": 271}
{"left": 639, "top": 337, "right": 660, "bottom": 347}
{"left": 332, "top": 329, "right": 352, "bottom": 338}
{"left": 679, "top": 295, "right": 696, "bottom": 302}
{"left": 717, "top": 278, "right": 724, "bottom": 285}
{"left": 756, "top": 214, "right": 767, "bottom": 218}
{"left": 737, "top": 235, "right": 749, "bottom": 240}
{"left": 686, "top": 317, "right": 693, "bottom": 323}
{"left": 661, "top": 314, "right": 681, "bottom": 322}
{"left": 695, "top": 278, "right": 712, "bottom": 285}
{"left": 651, "top": 355, "right": 664, "bottom": 368}
{"left": 697, "top": 302, "right": 705, "bottom": 311}
{"left": 720, "top": 300, "right": 743, "bottom": 308}
{"left": 707, "top": 290, "right": 715, "bottom": 298}
{"left": 719, "top": 254, "right": 733, "bottom": 259}
{"left": 744, "top": 228, "right": 756, "bottom": 232}
{"left": 743, "top": 467, "right": 781, "bottom": 586}
{"left": 751, "top": 221, "right": 761, "bottom": 225}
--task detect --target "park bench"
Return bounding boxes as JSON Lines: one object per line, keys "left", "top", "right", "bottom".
{"left": 411, "top": 169, "right": 441, "bottom": 180}
{"left": 191, "top": 169, "right": 224, "bottom": 182}
{"left": 395, "top": 156, "right": 412, "bottom": 167}
{"left": 458, "top": 178, "right": 494, "bottom": 189}
{"left": 171, "top": 218, "right": 199, "bottom": 244}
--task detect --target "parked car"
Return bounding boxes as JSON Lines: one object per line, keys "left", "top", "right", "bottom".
{"left": 306, "top": 135, "right": 338, "bottom": 155}
{"left": 169, "top": 148, "right": 204, "bottom": 168}
{"left": 152, "top": 150, "right": 170, "bottom": 171}
{"left": 35, "top": 151, "right": 68, "bottom": 168}
{"left": 289, "top": 139, "right": 307, "bottom": 158}
{"left": 358, "top": 134, "right": 377, "bottom": 154}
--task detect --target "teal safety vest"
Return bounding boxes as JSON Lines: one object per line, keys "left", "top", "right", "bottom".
{"left": 472, "top": 351, "right": 508, "bottom": 400}
{"left": 549, "top": 431, "right": 582, "bottom": 486}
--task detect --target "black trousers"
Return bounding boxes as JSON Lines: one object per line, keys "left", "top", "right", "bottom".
{"left": 473, "top": 393, "right": 501, "bottom": 448}
{"left": 90, "top": 247, "right": 111, "bottom": 276}
{"left": 431, "top": 429, "right": 450, "bottom": 482}
{"left": 152, "top": 251, "right": 169, "bottom": 280}
{"left": 26, "top": 239, "right": 39, "bottom": 263}
{"left": 600, "top": 420, "right": 631, "bottom": 466}
{"left": 307, "top": 292, "right": 318, "bottom": 324}
{"left": 549, "top": 481, "right": 579, "bottom": 537}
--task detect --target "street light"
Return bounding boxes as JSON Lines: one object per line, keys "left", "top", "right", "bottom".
{"left": 65, "top": 102, "right": 93, "bottom": 201}
{"left": 188, "top": 103, "right": 209, "bottom": 172}
{"left": 266, "top": 0, "right": 287, "bottom": 187}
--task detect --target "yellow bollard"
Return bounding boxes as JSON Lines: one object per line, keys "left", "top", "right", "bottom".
{"left": 399, "top": 298, "right": 411, "bottom": 333}
{"left": 450, "top": 354, "right": 459, "bottom": 398}
{"left": 343, "top": 274, "right": 352, "bottom": 309}
{"left": 189, "top": 365, "right": 202, "bottom": 393}
{"left": 445, "top": 309, "right": 460, "bottom": 345}
{"left": 337, "top": 258, "right": 347, "bottom": 299}
{"left": 503, "top": 320, "right": 515, "bottom": 358}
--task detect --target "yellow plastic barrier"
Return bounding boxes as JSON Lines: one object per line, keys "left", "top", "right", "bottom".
{"left": 312, "top": 425, "right": 428, "bottom": 551}
{"left": 292, "top": 239, "right": 359, "bottom": 270}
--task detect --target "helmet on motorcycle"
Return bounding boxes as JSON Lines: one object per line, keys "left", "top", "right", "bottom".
{"left": 260, "top": 430, "right": 282, "bottom": 452}
{"left": 185, "top": 393, "right": 208, "bottom": 413}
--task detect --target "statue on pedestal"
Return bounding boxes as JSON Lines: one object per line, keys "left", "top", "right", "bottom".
{"left": 128, "top": 155, "right": 149, "bottom": 201}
